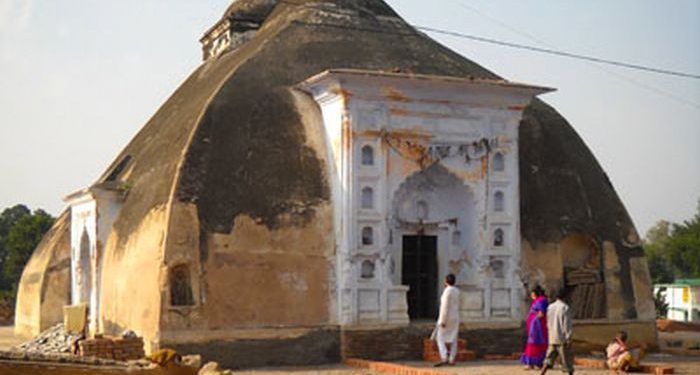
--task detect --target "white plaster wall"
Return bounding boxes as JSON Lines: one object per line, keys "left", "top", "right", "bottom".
{"left": 67, "top": 189, "right": 122, "bottom": 334}
{"left": 69, "top": 199, "right": 97, "bottom": 307}
{"left": 660, "top": 285, "right": 700, "bottom": 322}
{"left": 301, "top": 71, "right": 547, "bottom": 326}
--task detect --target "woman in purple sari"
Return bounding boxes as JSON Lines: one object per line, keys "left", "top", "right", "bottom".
{"left": 521, "top": 286, "right": 548, "bottom": 370}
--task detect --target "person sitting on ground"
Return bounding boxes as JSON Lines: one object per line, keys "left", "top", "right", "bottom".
{"left": 605, "top": 331, "right": 646, "bottom": 373}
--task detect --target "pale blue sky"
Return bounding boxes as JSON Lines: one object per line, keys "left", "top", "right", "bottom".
{"left": 0, "top": 0, "right": 698, "bottom": 236}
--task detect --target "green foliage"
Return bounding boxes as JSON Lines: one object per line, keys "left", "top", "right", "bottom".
{"left": 644, "top": 199, "right": 700, "bottom": 283}
{"left": 644, "top": 220, "right": 675, "bottom": 284}
{"left": 0, "top": 205, "right": 31, "bottom": 290}
{"left": 0, "top": 205, "right": 54, "bottom": 306}
{"left": 654, "top": 288, "right": 669, "bottom": 318}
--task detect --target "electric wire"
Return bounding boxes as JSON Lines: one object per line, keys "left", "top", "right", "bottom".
{"left": 281, "top": 0, "right": 700, "bottom": 86}
{"left": 415, "top": 25, "right": 700, "bottom": 81}
{"left": 445, "top": 0, "right": 700, "bottom": 109}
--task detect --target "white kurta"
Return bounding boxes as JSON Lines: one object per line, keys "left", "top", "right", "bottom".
{"left": 546, "top": 299, "right": 573, "bottom": 345}
{"left": 436, "top": 285, "right": 460, "bottom": 342}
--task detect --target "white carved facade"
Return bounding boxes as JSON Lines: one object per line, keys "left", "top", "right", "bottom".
{"left": 65, "top": 183, "right": 123, "bottom": 334}
{"left": 299, "top": 70, "right": 552, "bottom": 326}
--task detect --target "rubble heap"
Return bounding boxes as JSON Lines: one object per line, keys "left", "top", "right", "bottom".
{"left": 15, "top": 324, "right": 81, "bottom": 354}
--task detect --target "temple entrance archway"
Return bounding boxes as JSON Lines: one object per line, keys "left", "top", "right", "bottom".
{"left": 402, "top": 234, "right": 438, "bottom": 320}
{"left": 391, "top": 164, "right": 477, "bottom": 321}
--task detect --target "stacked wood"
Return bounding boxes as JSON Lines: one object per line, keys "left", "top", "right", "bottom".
{"left": 566, "top": 268, "right": 601, "bottom": 286}
{"left": 569, "top": 283, "right": 606, "bottom": 319}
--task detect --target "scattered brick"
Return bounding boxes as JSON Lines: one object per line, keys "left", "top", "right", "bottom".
{"left": 575, "top": 358, "right": 675, "bottom": 374}
{"left": 422, "top": 339, "right": 475, "bottom": 363}
{"left": 481, "top": 353, "right": 521, "bottom": 361}
{"left": 345, "top": 358, "right": 453, "bottom": 375}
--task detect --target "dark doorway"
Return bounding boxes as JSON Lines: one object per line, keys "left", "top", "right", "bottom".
{"left": 402, "top": 235, "right": 438, "bottom": 320}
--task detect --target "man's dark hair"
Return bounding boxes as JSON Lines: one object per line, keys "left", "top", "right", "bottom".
{"left": 445, "top": 274, "right": 456, "bottom": 286}
{"left": 617, "top": 330, "right": 628, "bottom": 342}
{"left": 555, "top": 288, "right": 567, "bottom": 300}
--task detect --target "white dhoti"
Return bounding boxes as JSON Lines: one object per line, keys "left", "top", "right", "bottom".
{"left": 435, "top": 285, "right": 460, "bottom": 362}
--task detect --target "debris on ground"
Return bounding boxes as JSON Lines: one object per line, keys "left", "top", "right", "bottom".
{"left": 198, "top": 361, "right": 233, "bottom": 375}
{"left": 657, "top": 319, "right": 700, "bottom": 333}
{"left": 15, "top": 323, "right": 81, "bottom": 354}
{"left": 183, "top": 354, "right": 202, "bottom": 369}
{"left": 148, "top": 348, "right": 182, "bottom": 366}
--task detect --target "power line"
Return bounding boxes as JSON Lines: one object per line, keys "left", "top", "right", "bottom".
{"left": 445, "top": 0, "right": 700, "bottom": 109}
{"left": 415, "top": 26, "right": 700, "bottom": 80}
{"left": 279, "top": 0, "right": 700, "bottom": 82}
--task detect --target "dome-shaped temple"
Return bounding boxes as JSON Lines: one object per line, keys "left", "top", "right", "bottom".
{"left": 15, "top": 0, "right": 654, "bottom": 368}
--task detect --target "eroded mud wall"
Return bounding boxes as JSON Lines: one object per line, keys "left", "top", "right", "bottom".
{"left": 14, "top": 212, "right": 71, "bottom": 338}
{"left": 98, "top": 207, "right": 166, "bottom": 352}
{"left": 519, "top": 101, "right": 654, "bottom": 322}
{"left": 160, "top": 89, "right": 335, "bottom": 339}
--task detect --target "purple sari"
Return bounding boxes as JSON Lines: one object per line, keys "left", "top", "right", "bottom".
{"left": 520, "top": 296, "right": 548, "bottom": 367}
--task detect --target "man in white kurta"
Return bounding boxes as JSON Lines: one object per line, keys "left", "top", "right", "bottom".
{"left": 541, "top": 289, "right": 574, "bottom": 375}
{"left": 435, "top": 273, "right": 460, "bottom": 366}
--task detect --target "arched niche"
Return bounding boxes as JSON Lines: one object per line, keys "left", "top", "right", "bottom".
{"left": 361, "top": 226, "right": 374, "bottom": 246}
{"left": 361, "top": 145, "right": 375, "bottom": 166}
{"left": 494, "top": 191, "right": 505, "bottom": 212}
{"left": 361, "top": 187, "right": 374, "bottom": 209}
{"left": 361, "top": 260, "right": 375, "bottom": 279}
{"left": 169, "top": 264, "right": 195, "bottom": 306}
{"left": 493, "top": 228, "right": 505, "bottom": 247}
{"left": 492, "top": 152, "right": 505, "bottom": 172}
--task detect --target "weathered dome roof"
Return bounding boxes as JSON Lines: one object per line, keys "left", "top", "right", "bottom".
{"left": 223, "top": 0, "right": 279, "bottom": 21}
{"left": 98, "top": 0, "right": 637, "bottom": 250}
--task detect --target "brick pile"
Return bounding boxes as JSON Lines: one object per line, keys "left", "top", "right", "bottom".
{"left": 78, "top": 337, "right": 114, "bottom": 359}
{"left": 78, "top": 335, "right": 145, "bottom": 361}
{"left": 112, "top": 337, "right": 146, "bottom": 361}
{"left": 422, "top": 339, "right": 475, "bottom": 362}
{"left": 574, "top": 358, "right": 675, "bottom": 374}
{"left": 346, "top": 358, "right": 448, "bottom": 375}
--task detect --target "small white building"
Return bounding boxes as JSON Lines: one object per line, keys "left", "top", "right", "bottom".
{"left": 655, "top": 279, "right": 700, "bottom": 322}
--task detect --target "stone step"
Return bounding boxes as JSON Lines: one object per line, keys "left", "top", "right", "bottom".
{"left": 422, "top": 339, "right": 476, "bottom": 362}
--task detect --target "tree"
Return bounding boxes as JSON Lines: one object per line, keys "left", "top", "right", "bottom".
{"left": 666, "top": 207, "right": 700, "bottom": 279}
{"left": 644, "top": 199, "right": 700, "bottom": 282}
{"left": 3, "top": 211, "right": 54, "bottom": 293}
{"left": 0, "top": 205, "right": 54, "bottom": 305}
{"left": 0, "top": 205, "right": 31, "bottom": 290}
{"left": 646, "top": 251, "right": 674, "bottom": 284}
{"left": 644, "top": 220, "right": 675, "bottom": 284}
{"left": 654, "top": 288, "right": 669, "bottom": 318}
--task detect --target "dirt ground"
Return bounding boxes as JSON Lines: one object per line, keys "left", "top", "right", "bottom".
{"left": 0, "top": 326, "right": 21, "bottom": 350}
{"left": 235, "top": 366, "right": 375, "bottom": 375}
{"left": 235, "top": 356, "right": 700, "bottom": 375}
{"left": 398, "top": 356, "right": 700, "bottom": 375}
{"left": 2, "top": 325, "right": 700, "bottom": 374}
